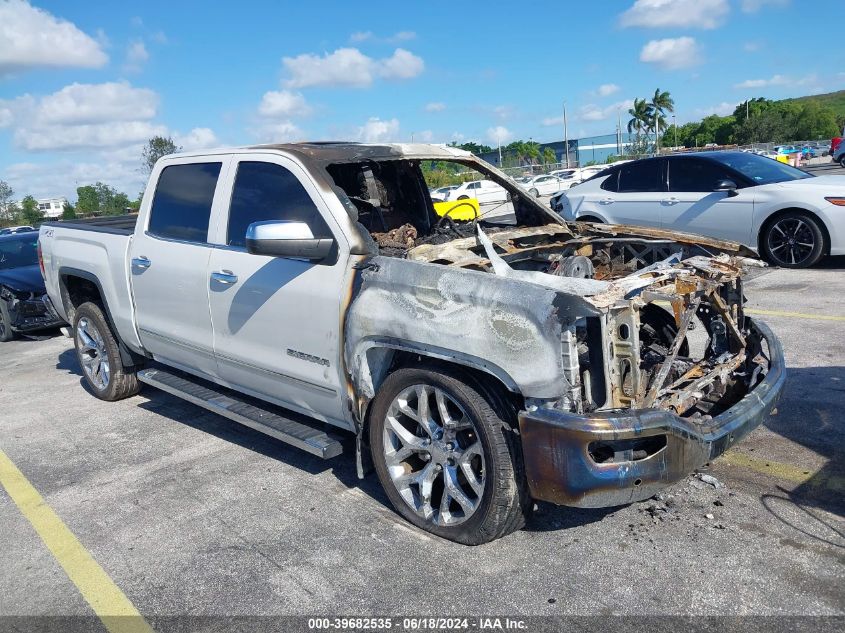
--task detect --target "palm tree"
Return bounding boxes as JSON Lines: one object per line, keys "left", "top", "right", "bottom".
{"left": 649, "top": 89, "right": 675, "bottom": 151}
{"left": 627, "top": 98, "right": 650, "bottom": 136}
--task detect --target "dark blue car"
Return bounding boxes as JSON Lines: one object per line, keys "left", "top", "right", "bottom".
{"left": 0, "top": 231, "right": 65, "bottom": 341}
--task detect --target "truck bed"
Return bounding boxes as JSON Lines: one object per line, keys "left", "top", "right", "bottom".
{"left": 43, "top": 214, "right": 138, "bottom": 235}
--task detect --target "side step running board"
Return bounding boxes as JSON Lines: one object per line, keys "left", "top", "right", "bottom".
{"left": 137, "top": 368, "right": 343, "bottom": 459}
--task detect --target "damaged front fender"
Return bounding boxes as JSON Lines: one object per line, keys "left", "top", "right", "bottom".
{"left": 344, "top": 256, "right": 601, "bottom": 408}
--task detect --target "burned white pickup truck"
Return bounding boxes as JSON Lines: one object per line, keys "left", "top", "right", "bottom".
{"left": 39, "top": 143, "right": 785, "bottom": 544}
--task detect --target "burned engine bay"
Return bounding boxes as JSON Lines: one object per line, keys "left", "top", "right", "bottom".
{"left": 328, "top": 157, "right": 770, "bottom": 421}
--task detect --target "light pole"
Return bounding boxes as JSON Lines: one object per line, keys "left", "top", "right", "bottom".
{"left": 672, "top": 114, "right": 677, "bottom": 148}
{"left": 563, "top": 101, "right": 570, "bottom": 168}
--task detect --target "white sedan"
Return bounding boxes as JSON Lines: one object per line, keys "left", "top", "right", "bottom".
{"left": 556, "top": 151, "right": 845, "bottom": 268}
{"left": 518, "top": 174, "right": 569, "bottom": 197}
{"left": 445, "top": 179, "right": 509, "bottom": 204}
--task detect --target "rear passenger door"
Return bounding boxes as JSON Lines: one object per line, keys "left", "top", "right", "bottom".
{"left": 130, "top": 156, "right": 231, "bottom": 378}
{"left": 600, "top": 159, "right": 666, "bottom": 228}
{"left": 662, "top": 157, "right": 754, "bottom": 243}
{"left": 206, "top": 154, "right": 350, "bottom": 423}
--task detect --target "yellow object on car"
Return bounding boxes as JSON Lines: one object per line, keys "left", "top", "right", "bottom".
{"left": 433, "top": 199, "right": 480, "bottom": 221}
{"left": 775, "top": 154, "right": 789, "bottom": 164}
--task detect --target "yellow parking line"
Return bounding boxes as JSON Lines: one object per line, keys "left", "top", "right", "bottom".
{"left": 0, "top": 449, "right": 154, "bottom": 633}
{"left": 743, "top": 307, "right": 845, "bottom": 322}
{"left": 719, "top": 450, "right": 845, "bottom": 492}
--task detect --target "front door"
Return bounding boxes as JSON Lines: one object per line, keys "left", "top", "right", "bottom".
{"left": 206, "top": 155, "right": 350, "bottom": 423}
{"left": 661, "top": 157, "right": 755, "bottom": 244}
{"left": 129, "top": 157, "right": 231, "bottom": 378}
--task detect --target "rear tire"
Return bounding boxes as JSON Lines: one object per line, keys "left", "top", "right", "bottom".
{"left": 839, "top": 156, "right": 845, "bottom": 168}
{"left": 760, "top": 211, "right": 825, "bottom": 269}
{"left": 369, "top": 366, "right": 530, "bottom": 545}
{"left": 73, "top": 302, "right": 140, "bottom": 401}
{"left": 529, "top": 188, "right": 539, "bottom": 197}
{"left": 0, "top": 300, "right": 16, "bottom": 342}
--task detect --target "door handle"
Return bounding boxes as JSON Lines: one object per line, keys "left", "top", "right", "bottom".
{"left": 132, "top": 256, "right": 151, "bottom": 269}
{"left": 599, "top": 197, "right": 615, "bottom": 205}
{"left": 662, "top": 197, "right": 680, "bottom": 205}
{"left": 210, "top": 270, "right": 238, "bottom": 285}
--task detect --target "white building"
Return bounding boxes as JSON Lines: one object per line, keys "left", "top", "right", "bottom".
{"left": 10, "top": 196, "right": 68, "bottom": 219}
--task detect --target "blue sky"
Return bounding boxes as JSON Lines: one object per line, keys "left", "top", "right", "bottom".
{"left": 1, "top": 0, "right": 843, "bottom": 201}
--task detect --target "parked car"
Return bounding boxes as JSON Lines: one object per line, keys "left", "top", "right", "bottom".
{"left": 429, "top": 185, "right": 458, "bottom": 202}
{"left": 832, "top": 141, "right": 845, "bottom": 168}
{"left": 444, "top": 179, "right": 509, "bottom": 204}
{"left": 519, "top": 174, "right": 567, "bottom": 197}
{"left": 830, "top": 137, "right": 842, "bottom": 158}
{"left": 557, "top": 151, "right": 845, "bottom": 268}
{"left": 0, "top": 225, "right": 35, "bottom": 235}
{"left": 0, "top": 231, "right": 65, "bottom": 341}
{"left": 40, "top": 143, "right": 784, "bottom": 544}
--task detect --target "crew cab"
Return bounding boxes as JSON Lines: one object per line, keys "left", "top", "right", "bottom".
{"left": 40, "top": 143, "right": 785, "bottom": 544}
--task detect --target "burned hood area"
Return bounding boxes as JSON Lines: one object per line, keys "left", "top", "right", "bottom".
{"left": 303, "top": 145, "right": 770, "bottom": 424}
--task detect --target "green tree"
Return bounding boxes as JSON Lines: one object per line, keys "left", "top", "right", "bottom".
{"left": 141, "top": 136, "right": 182, "bottom": 176}
{"left": 61, "top": 202, "right": 77, "bottom": 220}
{"left": 451, "top": 141, "right": 493, "bottom": 155}
{"left": 627, "top": 98, "right": 650, "bottom": 136}
{"left": 19, "top": 195, "right": 43, "bottom": 226}
{"left": 542, "top": 147, "right": 556, "bottom": 164}
{"left": 648, "top": 88, "right": 675, "bottom": 151}
{"left": 76, "top": 185, "right": 99, "bottom": 215}
{"left": 0, "top": 180, "right": 14, "bottom": 222}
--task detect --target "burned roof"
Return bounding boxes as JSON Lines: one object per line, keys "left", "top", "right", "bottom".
{"left": 247, "top": 142, "right": 474, "bottom": 165}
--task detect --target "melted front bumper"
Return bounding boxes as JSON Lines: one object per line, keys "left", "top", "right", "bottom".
{"left": 518, "top": 319, "right": 785, "bottom": 508}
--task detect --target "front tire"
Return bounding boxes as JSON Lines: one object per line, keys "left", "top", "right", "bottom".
{"left": 529, "top": 188, "right": 539, "bottom": 197}
{"left": 369, "top": 366, "right": 530, "bottom": 545}
{"left": 73, "top": 302, "right": 141, "bottom": 401}
{"left": 761, "top": 211, "right": 825, "bottom": 268}
{"left": 839, "top": 156, "right": 845, "bottom": 168}
{"left": 0, "top": 300, "right": 16, "bottom": 342}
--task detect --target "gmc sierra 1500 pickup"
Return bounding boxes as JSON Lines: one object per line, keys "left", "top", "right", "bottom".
{"left": 39, "top": 143, "right": 785, "bottom": 544}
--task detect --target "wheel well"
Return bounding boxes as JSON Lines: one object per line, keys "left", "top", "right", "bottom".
{"left": 758, "top": 208, "right": 830, "bottom": 255}
{"left": 358, "top": 349, "right": 523, "bottom": 437}
{"left": 578, "top": 215, "right": 603, "bottom": 223}
{"left": 60, "top": 274, "right": 104, "bottom": 323}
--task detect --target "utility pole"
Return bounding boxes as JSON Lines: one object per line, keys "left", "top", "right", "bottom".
{"left": 498, "top": 137, "right": 502, "bottom": 166}
{"left": 563, "top": 101, "right": 570, "bottom": 168}
{"left": 617, "top": 108, "right": 622, "bottom": 156}
{"left": 672, "top": 114, "right": 677, "bottom": 148}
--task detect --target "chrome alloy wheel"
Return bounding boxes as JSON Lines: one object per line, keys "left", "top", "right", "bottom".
{"left": 76, "top": 316, "right": 110, "bottom": 390}
{"left": 767, "top": 217, "right": 816, "bottom": 266}
{"left": 382, "top": 384, "right": 485, "bottom": 526}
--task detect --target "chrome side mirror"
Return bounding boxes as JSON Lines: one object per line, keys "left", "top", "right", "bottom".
{"left": 245, "top": 221, "right": 335, "bottom": 262}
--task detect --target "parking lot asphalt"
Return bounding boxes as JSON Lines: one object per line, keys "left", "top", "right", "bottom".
{"left": 1, "top": 247, "right": 844, "bottom": 623}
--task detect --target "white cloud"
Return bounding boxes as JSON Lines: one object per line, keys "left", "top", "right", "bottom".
{"left": 543, "top": 100, "right": 633, "bottom": 126}
{"left": 15, "top": 121, "right": 168, "bottom": 152}
{"left": 282, "top": 47, "right": 423, "bottom": 88}
{"left": 640, "top": 37, "right": 702, "bottom": 69}
{"left": 486, "top": 125, "right": 512, "bottom": 145}
{"left": 35, "top": 82, "right": 158, "bottom": 125}
{"left": 425, "top": 102, "right": 446, "bottom": 112}
{"left": 379, "top": 48, "right": 424, "bottom": 80}
{"left": 694, "top": 101, "right": 738, "bottom": 117}
{"left": 741, "top": 0, "right": 788, "bottom": 12}
{"left": 743, "top": 41, "right": 761, "bottom": 52}
{"left": 254, "top": 121, "right": 305, "bottom": 143}
{"left": 620, "top": 0, "right": 729, "bottom": 29}
{"left": 0, "top": 0, "right": 108, "bottom": 74}
{"left": 124, "top": 40, "right": 149, "bottom": 73}
{"left": 389, "top": 31, "right": 416, "bottom": 42}
{"left": 595, "top": 83, "right": 620, "bottom": 97}
{"left": 173, "top": 127, "right": 219, "bottom": 150}
{"left": 351, "top": 30, "right": 416, "bottom": 43}
{"left": 734, "top": 73, "right": 816, "bottom": 89}
{"left": 415, "top": 130, "right": 433, "bottom": 142}
{"left": 357, "top": 117, "right": 400, "bottom": 142}
{"left": 257, "top": 90, "right": 311, "bottom": 118}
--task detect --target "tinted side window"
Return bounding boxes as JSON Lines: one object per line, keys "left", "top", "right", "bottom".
{"left": 669, "top": 158, "right": 737, "bottom": 192}
{"left": 599, "top": 170, "right": 619, "bottom": 192}
{"left": 149, "top": 163, "right": 222, "bottom": 243}
{"left": 227, "top": 161, "right": 332, "bottom": 248}
{"left": 617, "top": 161, "right": 664, "bottom": 193}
